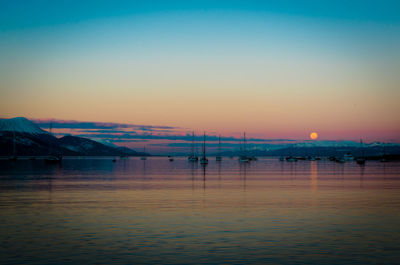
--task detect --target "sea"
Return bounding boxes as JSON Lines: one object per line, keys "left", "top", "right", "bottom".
{"left": 1, "top": 157, "right": 399, "bottom": 264}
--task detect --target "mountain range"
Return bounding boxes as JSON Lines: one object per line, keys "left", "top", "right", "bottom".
{"left": 221, "top": 145, "right": 400, "bottom": 159}
{"left": 0, "top": 117, "right": 146, "bottom": 157}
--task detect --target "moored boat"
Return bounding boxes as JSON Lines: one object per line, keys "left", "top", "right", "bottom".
{"left": 8, "top": 131, "right": 18, "bottom": 161}
{"left": 343, "top": 153, "right": 354, "bottom": 161}
{"left": 141, "top": 146, "right": 147, "bottom": 160}
{"left": 356, "top": 158, "right": 365, "bottom": 165}
{"left": 238, "top": 132, "right": 250, "bottom": 162}
{"left": 285, "top": 156, "right": 297, "bottom": 162}
{"left": 216, "top": 135, "right": 222, "bottom": 161}
{"left": 356, "top": 139, "right": 366, "bottom": 165}
{"left": 200, "top": 132, "right": 208, "bottom": 165}
{"left": 45, "top": 122, "right": 62, "bottom": 164}
{"left": 188, "top": 131, "right": 199, "bottom": 162}
{"left": 45, "top": 155, "right": 62, "bottom": 164}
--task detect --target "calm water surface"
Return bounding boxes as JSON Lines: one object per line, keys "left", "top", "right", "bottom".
{"left": 1, "top": 157, "right": 400, "bottom": 264}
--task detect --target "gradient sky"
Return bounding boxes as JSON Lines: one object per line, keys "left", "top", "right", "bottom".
{"left": 1, "top": 0, "right": 399, "bottom": 144}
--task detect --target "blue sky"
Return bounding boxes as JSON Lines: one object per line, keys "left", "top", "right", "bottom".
{"left": 1, "top": 0, "right": 399, "bottom": 148}
{"left": 1, "top": 0, "right": 399, "bottom": 30}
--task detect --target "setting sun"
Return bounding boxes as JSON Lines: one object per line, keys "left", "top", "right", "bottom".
{"left": 310, "top": 132, "right": 318, "bottom": 140}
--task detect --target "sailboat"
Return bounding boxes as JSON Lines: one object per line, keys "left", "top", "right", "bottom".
{"left": 141, "top": 146, "right": 147, "bottom": 160}
{"left": 331, "top": 143, "right": 344, "bottom": 163}
{"left": 356, "top": 139, "right": 366, "bottom": 165}
{"left": 8, "top": 130, "right": 17, "bottom": 161}
{"left": 200, "top": 132, "right": 208, "bottom": 165}
{"left": 188, "top": 131, "right": 199, "bottom": 162}
{"left": 286, "top": 156, "right": 298, "bottom": 162}
{"left": 120, "top": 142, "right": 128, "bottom": 159}
{"left": 381, "top": 144, "right": 388, "bottom": 162}
{"left": 216, "top": 135, "right": 222, "bottom": 161}
{"left": 238, "top": 132, "right": 250, "bottom": 162}
{"left": 45, "top": 122, "right": 62, "bottom": 163}
{"left": 343, "top": 152, "right": 354, "bottom": 161}
{"left": 168, "top": 147, "right": 174, "bottom": 161}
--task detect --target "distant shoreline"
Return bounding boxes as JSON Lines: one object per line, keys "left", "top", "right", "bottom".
{"left": 1, "top": 155, "right": 400, "bottom": 161}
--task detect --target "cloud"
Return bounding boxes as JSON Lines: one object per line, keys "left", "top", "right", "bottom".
{"left": 31, "top": 118, "right": 297, "bottom": 143}
{"left": 27, "top": 117, "right": 303, "bottom": 154}
{"left": 70, "top": 132, "right": 296, "bottom": 143}
{"left": 31, "top": 118, "right": 178, "bottom": 131}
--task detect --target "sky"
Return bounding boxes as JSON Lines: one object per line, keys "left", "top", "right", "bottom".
{"left": 1, "top": 0, "right": 399, "bottom": 151}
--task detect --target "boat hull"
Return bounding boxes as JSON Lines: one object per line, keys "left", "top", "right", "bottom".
{"left": 45, "top": 156, "right": 62, "bottom": 164}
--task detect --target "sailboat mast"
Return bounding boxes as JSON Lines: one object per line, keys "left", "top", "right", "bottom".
{"left": 12, "top": 130, "right": 16, "bottom": 156}
{"left": 49, "top": 122, "right": 53, "bottom": 155}
{"left": 239, "top": 139, "right": 242, "bottom": 157}
{"left": 360, "top": 139, "right": 364, "bottom": 158}
{"left": 191, "top": 131, "right": 195, "bottom": 157}
{"left": 218, "top": 135, "right": 221, "bottom": 156}
{"left": 243, "top": 132, "right": 246, "bottom": 157}
{"left": 203, "top": 132, "right": 206, "bottom": 159}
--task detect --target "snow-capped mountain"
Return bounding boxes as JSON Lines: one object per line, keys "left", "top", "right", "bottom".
{"left": 293, "top": 140, "right": 361, "bottom": 147}
{"left": 58, "top": 135, "right": 141, "bottom": 156}
{"left": 0, "top": 117, "right": 49, "bottom": 135}
{"left": 0, "top": 117, "right": 144, "bottom": 156}
{"left": 91, "top": 138, "right": 117, "bottom": 148}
